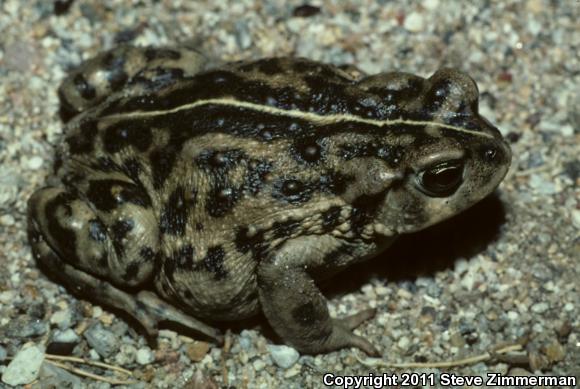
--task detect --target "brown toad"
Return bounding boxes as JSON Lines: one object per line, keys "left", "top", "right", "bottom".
{"left": 27, "top": 45, "right": 511, "bottom": 355}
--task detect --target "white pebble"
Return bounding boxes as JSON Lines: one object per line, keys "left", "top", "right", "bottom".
{"left": 397, "top": 336, "right": 410, "bottom": 350}
{"left": 252, "top": 358, "right": 266, "bottom": 371}
{"left": 424, "top": 0, "right": 440, "bottom": 10}
{"left": 1, "top": 345, "right": 44, "bottom": 386}
{"left": 571, "top": 210, "right": 580, "bottom": 230}
{"left": 404, "top": 12, "right": 425, "bottom": 33}
{"left": 267, "top": 344, "right": 299, "bottom": 369}
{"left": 0, "top": 214, "right": 15, "bottom": 226}
{"left": 27, "top": 156, "right": 44, "bottom": 170}
{"left": 136, "top": 347, "right": 155, "bottom": 365}
{"left": 560, "top": 124, "right": 574, "bottom": 137}
{"left": 531, "top": 302, "right": 549, "bottom": 313}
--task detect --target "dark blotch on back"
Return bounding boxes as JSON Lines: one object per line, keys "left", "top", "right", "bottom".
{"left": 350, "top": 192, "right": 387, "bottom": 236}
{"left": 206, "top": 186, "right": 241, "bottom": 218}
{"left": 44, "top": 192, "right": 78, "bottom": 262}
{"left": 173, "top": 245, "right": 195, "bottom": 269}
{"left": 159, "top": 185, "right": 192, "bottom": 236}
{"left": 110, "top": 218, "right": 134, "bottom": 257}
{"left": 92, "top": 156, "right": 118, "bottom": 172}
{"left": 67, "top": 120, "right": 99, "bottom": 154}
{"left": 235, "top": 226, "right": 267, "bottom": 261}
{"left": 272, "top": 219, "right": 301, "bottom": 239}
{"left": 365, "top": 76, "right": 423, "bottom": 103}
{"left": 158, "top": 70, "right": 244, "bottom": 111}
{"left": 303, "top": 76, "right": 352, "bottom": 114}
{"left": 73, "top": 73, "right": 96, "bottom": 100}
{"left": 197, "top": 149, "right": 246, "bottom": 217}
{"left": 122, "top": 261, "right": 140, "bottom": 282}
{"left": 103, "top": 121, "right": 152, "bottom": 153}
{"left": 423, "top": 78, "right": 451, "bottom": 112}
{"left": 88, "top": 219, "right": 107, "bottom": 242}
{"left": 150, "top": 146, "right": 177, "bottom": 189}
{"left": 237, "top": 58, "right": 284, "bottom": 76}
{"left": 292, "top": 137, "right": 325, "bottom": 164}
{"left": 272, "top": 178, "right": 312, "bottom": 204}
{"left": 245, "top": 159, "right": 272, "bottom": 195}
{"left": 319, "top": 171, "right": 352, "bottom": 195}
{"left": 256, "top": 58, "right": 284, "bottom": 75}
{"left": 321, "top": 206, "right": 342, "bottom": 232}
{"left": 196, "top": 149, "right": 245, "bottom": 171}
{"left": 140, "top": 246, "right": 157, "bottom": 262}
{"left": 377, "top": 145, "right": 405, "bottom": 168}
{"left": 129, "top": 67, "right": 185, "bottom": 91}
{"left": 86, "top": 179, "right": 151, "bottom": 212}
{"left": 164, "top": 245, "right": 194, "bottom": 283}
{"left": 197, "top": 246, "right": 227, "bottom": 281}
{"left": 123, "top": 158, "right": 143, "bottom": 182}
{"left": 340, "top": 142, "right": 405, "bottom": 168}
{"left": 101, "top": 52, "right": 129, "bottom": 92}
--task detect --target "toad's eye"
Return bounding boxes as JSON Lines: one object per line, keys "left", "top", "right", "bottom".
{"left": 416, "top": 160, "right": 464, "bottom": 197}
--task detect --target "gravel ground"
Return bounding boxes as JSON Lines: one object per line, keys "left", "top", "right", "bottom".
{"left": 0, "top": 0, "right": 578, "bottom": 387}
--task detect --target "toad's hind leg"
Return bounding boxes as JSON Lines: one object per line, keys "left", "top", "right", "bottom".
{"left": 59, "top": 45, "right": 208, "bottom": 119}
{"left": 27, "top": 185, "right": 222, "bottom": 342}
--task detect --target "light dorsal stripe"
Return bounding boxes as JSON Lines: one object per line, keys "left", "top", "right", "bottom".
{"left": 104, "top": 97, "right": 494, "bottom": 139}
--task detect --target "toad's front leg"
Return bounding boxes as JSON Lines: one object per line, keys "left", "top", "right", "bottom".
{"left": 257, "top": 235, "right": 380, "bottom": 356}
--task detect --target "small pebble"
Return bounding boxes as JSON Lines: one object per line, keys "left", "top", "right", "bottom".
{"left": 84, "top": 323, "right": 120, "bottom": 358}
{"left": 52, "top": 328, "right": 79, "bottom": 344}
{"left": 571, "top": 209, "right": 580, "bottom": 230}
{"left": 0, "top": 214, "right": 15, "bottom": 226}
{"left": 267, "top": 345, "right": 299, "bottom": 369}
{"left": 50, "top": 308, "right": 73, "bottom": 330}
{"left": 115, "top": 344, "right": 137, "bottom": 365}
{"left": 545, "top": 340, "right": 565, "bottom": 362}
{"left": 423, "top": 0, "right": 440, "bottom": 10}
{"left": 1, "top": 345, "right": 45, "bottom": 386}
{"left": 397, "top": 336, "right": 410, "bottom": 349}
{"left": 185, "top": 341, "right": 210, "bottom": 362}
{"left": 38, "top": 363, "right": 84, "bottom": 388}
{"left": 238, "top": 331, "right": 253, "bottom": 350}
{"left": 404, "top": 12, "right": 425, "bottom": 32}
{"left": 5, "top": 317, "right": 49, "bottom": 338}
{"left": 528, "top": 174, "right": 557, "bottom": 195}
{"left": 508, "top": 367, "right": 533, "bottom": 376}
{"left": 27, "top": 156, "right": 44, "bottom": 170}
{"left": 136, "top": 347, "right": 155, "bottom": 365}
{"left": 531, "top": 302, "right": 549, "bottom": 314}
{"left": 252, "top": 359, "right": 266, "bottom": 371}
